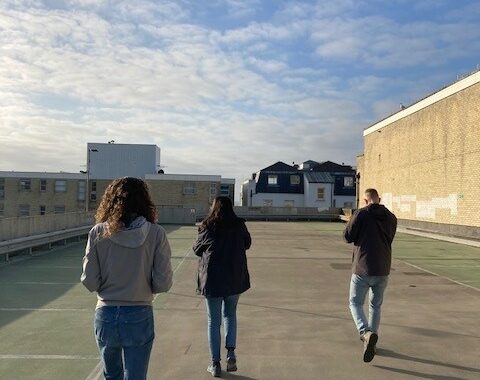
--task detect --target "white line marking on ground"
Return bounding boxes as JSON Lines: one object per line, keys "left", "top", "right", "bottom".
{"left": 154, "top": 248, "right": 192, "bottom": 301}
{"left": 0, "top": 308, "right": 88, "bottom": 312}
{"left": 2, "top": 282, "right": 78, "bottom": 285}
{"left": 85, "top": 248, "right": 194, "bottom": 380}
{"left": 400, "top": 261, "right": 480, "bottom": 292}
{"left": 85, "top": 361, "right": 104, "bottom": 380}
{"left": 0, "top": 355, "right": 99, "bottom": 360}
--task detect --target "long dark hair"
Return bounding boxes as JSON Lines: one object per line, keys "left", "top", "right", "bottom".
{"left": 201, "top": 196, "right": 239, "bottom": 231}
{"left": 95, "top": 177, "right": 157, "bottom": 237}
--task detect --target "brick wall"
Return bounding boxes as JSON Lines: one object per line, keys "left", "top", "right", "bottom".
{"left": 358, "top": 81, "right": 480, "bottom": 227}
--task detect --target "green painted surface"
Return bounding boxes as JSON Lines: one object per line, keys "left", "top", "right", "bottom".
{"left": 0, "top": 223, "right": 478, "bottom": 379}
{"left": 0, "top": 225, "right": 198, "bottom": 380}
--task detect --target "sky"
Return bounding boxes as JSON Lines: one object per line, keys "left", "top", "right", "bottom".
{"left": 1, "top": 0, "right": 480, "bottom": 199}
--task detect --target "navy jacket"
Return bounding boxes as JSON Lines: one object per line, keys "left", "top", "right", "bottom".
{"left": 344, "top": 204, "right": 397, "bottom": 276}
{"left": 193, "top": 219, "right": 251, "bottom": 297}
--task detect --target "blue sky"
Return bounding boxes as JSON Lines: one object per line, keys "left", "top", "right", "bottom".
{"left": 1, "top": 0, "right": 479, "bottom": 196}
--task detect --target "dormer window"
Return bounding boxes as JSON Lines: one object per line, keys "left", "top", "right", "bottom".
{"left": 267, "top": 175, "right": 278, "bottom": 185}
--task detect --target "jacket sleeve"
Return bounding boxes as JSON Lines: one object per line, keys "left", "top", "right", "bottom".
{"left": 389, "top": 213, "right": 398, "bottom": 244}
{"left": 152, "top": 228, "right": 173, "bottom": 294}
{"left": 243, "top": 222, "right": 252, "bottom": 250}
{"left": 81, "top": 229, "right": 102, "bottom": 292}
{"left": 192, "top": 227, "right": 214, "bottom": 257}
{"left": 344, "top": 210, "right": 361, "bottom": 244}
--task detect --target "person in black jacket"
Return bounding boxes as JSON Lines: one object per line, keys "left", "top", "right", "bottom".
{"left": 344, "top": 188, "right": 397, "bottom": 363}
{"left": 193, "top": 196, "right": 252, "bottom": 377}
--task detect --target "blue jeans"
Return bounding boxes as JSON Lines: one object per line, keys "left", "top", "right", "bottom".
{"left": 94, "top": 306, "right": 154, "bottom": 380}
{"left": 205, "top": 294, "right": 240, "bottom": 362}
{"left": 349, "top": 274, "right": 389, "bottom": 335}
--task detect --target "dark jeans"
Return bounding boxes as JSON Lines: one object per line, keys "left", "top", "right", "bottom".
{"left": 94, "top": 305, "right": 154, "bottom": 380}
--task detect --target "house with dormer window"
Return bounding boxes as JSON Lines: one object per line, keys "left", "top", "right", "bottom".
{"left": 242, "top": 160, "right": 356, "bottom": 209}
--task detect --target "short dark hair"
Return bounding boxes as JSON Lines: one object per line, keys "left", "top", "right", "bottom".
{"left": 365, "top": 188, "right": 379, "bottom": 200}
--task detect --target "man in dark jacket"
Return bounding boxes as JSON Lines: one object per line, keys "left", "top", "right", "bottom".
{"left": 344, "top": 188, "right": 397, "bottom": 363}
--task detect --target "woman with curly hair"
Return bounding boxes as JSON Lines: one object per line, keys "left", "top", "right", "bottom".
{"left": 193, "top": 196, "right": 252, "bottom": 377}
{"left": 81, "top": 177, "right": 173, "bottom": 380}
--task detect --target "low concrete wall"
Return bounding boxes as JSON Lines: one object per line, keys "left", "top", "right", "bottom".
{"left": 398, "top": 219, "right": 480, "bottom": 241}
{"left": 0, "top": 212, "right": 95, "bottom": 241}
{"left": 157, "top": 207, "right": 198, "bottom": 225}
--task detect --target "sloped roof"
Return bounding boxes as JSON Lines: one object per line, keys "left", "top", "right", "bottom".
{"left": 305, "top": 172, "right": 334, "bottom": 183}
{"left": 261, "top": 161, "right": 298, "bottom": 172}
{"left": 311, "top": 161, "right": 354, "bottom": 173}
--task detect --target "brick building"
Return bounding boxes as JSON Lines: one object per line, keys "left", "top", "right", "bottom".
{"left": 357, "top": 70, "right": 480, "bottom": 238}
{"left": 0, "top": 143, "right": 235, "bottom": 219}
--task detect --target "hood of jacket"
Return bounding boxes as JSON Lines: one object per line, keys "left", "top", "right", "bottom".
{"left": 366, "top": 203, "right": 390, "bottom": 220}
{"left": 109, "top": 221, "right": 152, "bottom": 248}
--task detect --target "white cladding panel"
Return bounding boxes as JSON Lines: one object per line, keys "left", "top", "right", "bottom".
{"left": 88, "top": 143, "right": 160, "bottom": 179}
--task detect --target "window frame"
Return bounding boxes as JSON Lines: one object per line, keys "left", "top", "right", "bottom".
{"left": 317, "top": 187, "right": 325, "bottom": 200}
{"left": 183, "top": 181, "right": 196, "bottom": 195}
{"left": 19, "top": 179, "right": 31, "bottom": 192}
{"left": 290, "top": 175, "right": 300, "bottom": 185}
{"left": 40, "top": 179, "right": 47, "bottom": 192}
{"left": 55, "top": 180, "right": 67, "bottom": 193}
{"left": 267, "top": 175, "right": 278, "bottom": 186}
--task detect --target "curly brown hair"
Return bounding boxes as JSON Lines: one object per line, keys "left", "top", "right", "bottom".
{"left": 95, "top": 177, "right": 157, "bottom": 237}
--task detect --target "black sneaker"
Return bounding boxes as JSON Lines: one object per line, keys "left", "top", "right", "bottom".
{"left": 226, "top": 350, "right": 237, "bottom": 372}
{"left": 207, "top": 361, "right": 221, "bottom": 377}
{"left": 363, "top": 332, "right": 378, "bottom": 363}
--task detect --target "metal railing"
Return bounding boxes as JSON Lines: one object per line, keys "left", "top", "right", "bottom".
{"left": 0, "top": 211, "right": 95, "bottom": 241}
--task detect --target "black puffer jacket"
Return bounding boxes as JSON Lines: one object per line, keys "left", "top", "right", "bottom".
{"left": 344, "top": 204, "right": 397, "bottom": 276}
{"left": 193, "top": 219, "right": 251, "bottom": 297}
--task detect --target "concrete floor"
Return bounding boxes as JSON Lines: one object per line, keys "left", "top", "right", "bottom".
{"left": 0, "top": 222, "right": 479, "bottom": 380}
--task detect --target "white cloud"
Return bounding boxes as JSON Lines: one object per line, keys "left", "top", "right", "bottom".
{"left": 1, "top": 0, "right": 479, "bottom": 202}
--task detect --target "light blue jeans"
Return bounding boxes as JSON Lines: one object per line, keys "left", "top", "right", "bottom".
{"left": 349, "top": 274, "right": 389, "bottom": 335}
{"left": 205, "top": 294, "right": 240, "bottom": 362}
{"left": 94, "top": 306, "right": 154, "bottom": 380}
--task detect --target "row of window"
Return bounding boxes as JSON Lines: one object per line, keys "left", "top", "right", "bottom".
{"left": 0, "top": 179, "right": 229, "bottom": 206}
{"left": 262, "top": 188, "right": 326, "bottom": 206}
{"left": 17, "top": 205, "right": 66, "bottom": 217}
{"left": 0, "top": 178, "right": 97, "bottom": 201}
{"left": 267, "top": 175, "right": 301, "bottom": 186}
{"left": 267, "top": 175, "right": 355, "bottom": 187}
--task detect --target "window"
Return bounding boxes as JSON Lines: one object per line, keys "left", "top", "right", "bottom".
{"left": 40, "top": 205, "right": 46, "bottom": 215}
{"left": 0, "top": 203, "right": 4, "bottom": 217}
{"left": 18, "top": 204, "right": 30, "bottom": 216}
{"left": 78, "top": 181, "right": 86, "bottom": 201}
{"left": 210, "top": 183, "right": 217, "bottom": 196}
{"left": 344, "top": 177, "right": 354, "bottom": 187}
{"left": 90, "top": 181, "right": 97, "bottom": 201}
{"left": 55, "top": 180, "right": 67, "bottom": 192}
{"left": 317, "top": 188, "right": 325, "bottom": 200}
{"left": 19, "top": 179, "right": 31, "bottom": 191}
{"left": 220, "top": 184, "right": 230, "bottom": 196}
{"left": 183, "top": 182, "right": 196, "bottom": 195}
{"left": 284, "top": 200, "right": 294, "bottom": 207}
{"left": 267, "top": 175, "right": 278, "bottom": 185}
{"left": 40, "top": 179, "right": 47, "bottom": 192}
{"left": 0, "top": 178, "right": 4, "bottom": 199}
{"left": 54, "top": 206, "right": 66, "bottom": 214}
{"left": 263, "top": 199, "right": 273, "bottom": 207}
{"left": 290, "top": 175, "right": 300, "bottom": 185}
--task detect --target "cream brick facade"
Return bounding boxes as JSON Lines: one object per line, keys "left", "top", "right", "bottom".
{"left": 0, "top": 173, "right": 233, "bottom": 219}
{"left": 358, "top": 71, "right": 480, "bottom": 228}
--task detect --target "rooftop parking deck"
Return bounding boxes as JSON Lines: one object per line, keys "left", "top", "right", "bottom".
{"left": 0, "top": 222, "right": 479, "bottom": 380}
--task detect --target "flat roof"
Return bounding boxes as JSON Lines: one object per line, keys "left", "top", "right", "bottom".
{"left": 145, "top": 174, "right": 222, "bottom": 182}
{"left": 364, "top": 69, "right": 480, "bottom": 136}
{"left": 0, "top": 171, "right": 86, "bottom": 179}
